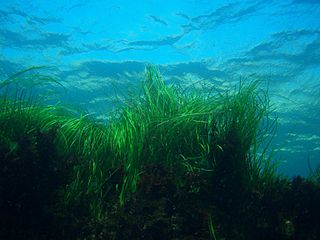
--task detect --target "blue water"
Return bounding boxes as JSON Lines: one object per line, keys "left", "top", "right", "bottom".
{"left": 0, "top": 0, "right": 319, "bottom": 177}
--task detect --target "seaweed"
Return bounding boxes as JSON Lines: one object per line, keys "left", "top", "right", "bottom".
{"left": 0, "top": 65, "right": 319, "bottom": 240}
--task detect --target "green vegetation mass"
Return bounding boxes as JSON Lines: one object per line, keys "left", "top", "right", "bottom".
{"left": 1, "top": 65, "right": 319, "bottom": 240}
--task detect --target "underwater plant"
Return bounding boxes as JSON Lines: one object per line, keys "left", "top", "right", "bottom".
{"left": 100, "top": 65, "right": 278, "bottom": 206}
{"left": 0, "top": 67, "right": 73, "bottom": 238}
{"left": 109, "top": 65, "right": 219, "bottom": 205}
{"left": 0, "top": 65, "right": 285, "bottom": 239}
{"left": 208, "top": 79, "right": 278, "bottom": 199}
{"left": 208, "top": 215, "right": 218, "bottom": 240}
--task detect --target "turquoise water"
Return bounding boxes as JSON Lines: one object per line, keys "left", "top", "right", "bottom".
{"left": 0, "top": 0, "right": 319, "bottom": 177}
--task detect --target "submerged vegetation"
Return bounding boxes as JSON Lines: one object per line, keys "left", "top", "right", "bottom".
{"left": 1, "top": 65, "right": 320, "bottom": 240}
